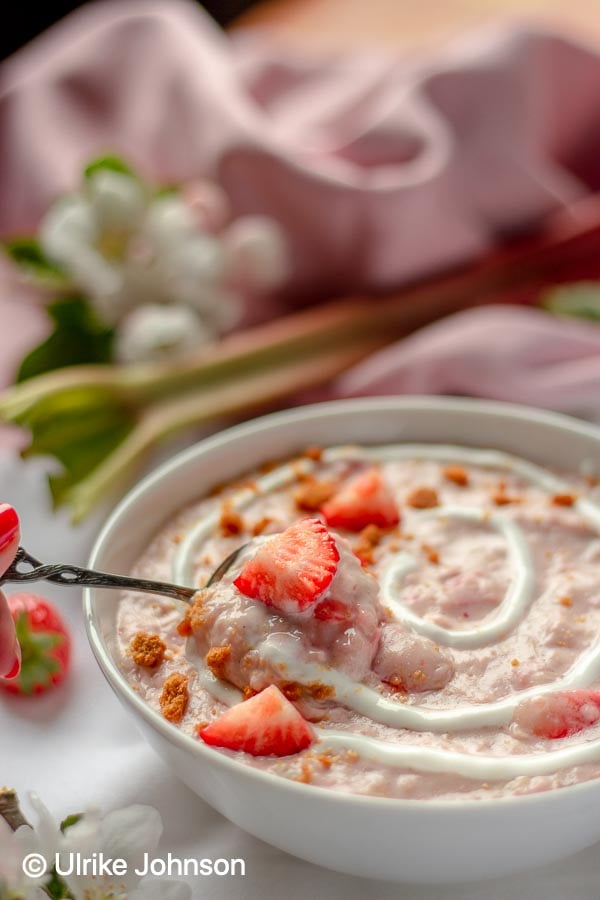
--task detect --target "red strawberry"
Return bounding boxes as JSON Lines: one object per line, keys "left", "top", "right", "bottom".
{"left": 199, "top": 684, "right": 315, "bottom": 756}
{"left": 233, "top": 518, "right": 339, "bottom": 614}
{"left": 1, "top": 593, "right": 71, "bottom": 695}
{"left": 321, "top": 467, "right": 400, "bottom": 532}
{"left": 513, "top": 690, "right": 600, "bottom": 739}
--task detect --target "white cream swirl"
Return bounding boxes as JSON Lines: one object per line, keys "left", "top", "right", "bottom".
{"left": 176, "top": 443, "right": 600, "bottom": 781}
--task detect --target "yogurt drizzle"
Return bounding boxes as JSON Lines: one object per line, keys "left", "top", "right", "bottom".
{"left": 174, "top": 444, "right": 600, "bottom": 781}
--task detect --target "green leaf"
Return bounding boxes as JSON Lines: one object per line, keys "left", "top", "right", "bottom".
{"left": 16, "top": 297, "right": 115, "bottom": 383}
{"left": 542, "top": 281, "right": 600, "bottom": 321}
{"left": 60, "top": 813, "right": 83, "bottom": 833}
{"left": 4, "top": 238, "right": 69, "bottom": 290}
{"left": 84, "top": 154, "right": 135, "bottom": 180}
{"left": 48, "top": 419, "right": 133, "bottom": 507}
{"left": 44, "top": 867, "right": 75, "bottom": 899}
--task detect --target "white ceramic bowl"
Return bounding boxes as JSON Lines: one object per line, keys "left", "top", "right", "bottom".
{"left": 84, "top": 397, "right": 600, "bottom": 884}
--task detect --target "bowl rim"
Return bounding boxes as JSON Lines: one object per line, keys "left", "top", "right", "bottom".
{"left": 84, "top": 395, "right": 600, "bottom": 813}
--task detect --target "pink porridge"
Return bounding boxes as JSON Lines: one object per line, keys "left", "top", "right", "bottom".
{"left": 116, "top": 443, "right": 600, "bottom": 800}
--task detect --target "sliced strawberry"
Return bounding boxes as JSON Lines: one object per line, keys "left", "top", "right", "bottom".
{"left": 321, "top": 467, "right": 400, "bottom": 532}
{"left": 233, "top": 518, "right": 339, "bottom": 614}
{"left": 513, "top": 690, "right": 600, "bottom": 739}
{"left": 1, "top": 593, "right": 71, "bottom": 696}
{"left": 199, "top": 684, "right": 315, "bottom": 756}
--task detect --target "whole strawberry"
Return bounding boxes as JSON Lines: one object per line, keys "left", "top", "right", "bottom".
{"left": 1, "top": 593, "right": 71, "bottom": 695}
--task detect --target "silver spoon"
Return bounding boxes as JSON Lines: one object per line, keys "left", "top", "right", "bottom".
{"left": 0, "top": 545, "right": 251, "bottom": 603}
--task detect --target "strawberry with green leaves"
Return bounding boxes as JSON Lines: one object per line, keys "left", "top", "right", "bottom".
{"left": 1, "top": 593, "right": 71, "bottom": 695}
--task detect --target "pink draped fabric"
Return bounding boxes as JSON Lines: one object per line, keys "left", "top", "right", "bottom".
{"left": 1, "top": 0, "right": 600, "bottom": 411}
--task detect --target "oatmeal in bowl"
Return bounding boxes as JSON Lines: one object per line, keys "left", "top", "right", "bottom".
{"left": 117, "top": 436, "right": 600, "bottom": 801}
{"left": 86, "top": 399, "right": 600, "bottom": 882}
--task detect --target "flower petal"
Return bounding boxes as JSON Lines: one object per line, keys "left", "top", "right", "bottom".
{"left": 143, "top": 196, "right": 197, "bottom": 250}
{"left": 40, "top": 195, "right": 97, "bottom": 261}
{"left": 116, "top": 304, "right": 214, "bottom": 364}
{"left": 165, "top": 235, "right": 225, "bottom": 299}
{"left": 28, "top": 792, "right": 61, "bottom": 858}
{"left": 86, "top": 170, "right": 146, "bottom": 232}
{"left": 99, "top": 805, "right": 163, "bottom": 865}
{"left": 223, "top": 216, "right": 289, "bottom": 291}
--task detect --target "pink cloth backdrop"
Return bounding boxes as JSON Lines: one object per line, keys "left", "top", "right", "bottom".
{"left": 1, "top": 0, "right": 600, "bottom": 413}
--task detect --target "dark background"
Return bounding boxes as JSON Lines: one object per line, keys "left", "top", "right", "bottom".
{"left": 0, "top": 0, "right": 256, "bottom": 61}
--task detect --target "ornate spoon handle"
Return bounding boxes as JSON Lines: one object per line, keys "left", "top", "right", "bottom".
{"left": 1, "top": 547, "right": 197, "bottom": 603}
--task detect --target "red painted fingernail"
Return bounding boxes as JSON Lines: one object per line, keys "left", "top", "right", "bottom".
{"left": 4, "top": 656, "right": 20, "bottom": 680}
{"left": 0, "top": 505, "right": 18, "bottom": 552}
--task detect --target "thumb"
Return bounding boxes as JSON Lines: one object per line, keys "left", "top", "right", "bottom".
{"left": 0, "top": 504, "right": 20, "bottom": 679}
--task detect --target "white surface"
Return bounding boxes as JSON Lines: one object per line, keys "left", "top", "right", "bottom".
{"left": 0, "top": 400, "right": 599, "bottom": 895}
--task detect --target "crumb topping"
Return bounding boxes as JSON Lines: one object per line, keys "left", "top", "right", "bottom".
{"left": 443, "top": 465, "right": 469, "bottom": 487}
{"left": 177, "top": 611, "right": 192, "bottom": 637}
{"left": 552, "top": 493, "right": 576, "bottom": 507}
{"left": 407, "top": 487, "right": 439, "bottom": 509}
{"left": 252, "top": 516, "right": 273, "bottom": 536}
{"left": 206, "top": 645, "right": 232, "bottom": 682}
{"left": 280, "top": 680, "right": 335, "bottom": 703}
{"left": 303, "top": 445, "right": 323, "bottom": 461}
{"left": 129, "top": 632, "right": 166, "bottom": 668}
{"left": 492, "top": 483, "right": 522, "bottom": 506}
{"left": 421, "top": 543, "right": 440, "bottom": 564}
{"left": 294, "top": 478, "right": 336, "bottom": 512}
{"left": 160, "top": 673, "right": 189, "bottom": 723}
{"left": 353, "top": 523, "right": 385, "bottom": 565}
{"left": 219, "top": 500, "right": 245, "bottom": 536}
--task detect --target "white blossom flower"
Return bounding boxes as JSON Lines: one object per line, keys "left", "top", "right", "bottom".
{"left": 56, "top": 804, "right": 191, "bottom": 900}
{"left": 38, "top": 166, "right": 289, "bottom": 364}
{"left": 115, "top": 304, "right": 215, "bottom": 364}
{"left": 0, "top": 795, "right": 59, "bottom": 899}
{"left": 223, "top": 215, "right": 290, "bottom": 291}
{"left": 0, "top": 796, "right": 190, "bottom": 900}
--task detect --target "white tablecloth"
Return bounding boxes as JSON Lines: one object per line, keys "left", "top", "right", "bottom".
{"left": 2, "top": 449, "right": 599, "bottom": 899}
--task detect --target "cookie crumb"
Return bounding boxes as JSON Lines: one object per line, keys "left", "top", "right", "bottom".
{"left": 443, "top": 465, "right": 469, "bottom": 487}
{"left": 130, "top": 632, "right": 166, "bottom": 668}
{"left": 177, "top": 611, "right": 192, "bottom": 637}
{"left": 354, "top": 524, "right": 385, "bottom": 565}
{"left": 294, "top": 762, "right": 313, "bottom": 784}
{"left": 294, "top": 478, "right": 336, "bottom": 512}
{"left": 303, "top": 445, "right": 323, "bottom": 461}
{"left": 511, "top": 658, "right": 519, "bottom": 667}
{"left": 219, "top": 501, "right": 245, "bottom": 536}
{"left": 492, "top": 486, "right": 521, "bottom": 506}
{"left": 422, "top": 543, "right": 439, "bottom": 564}
{"left": 252, "top": 516, "right": 273, "bottom": 536}
{"left": 407, "top": 487, "right": 439, "bottom": 509}
{"left": 242, "top": 685, "right": 258, "bottom": 700}
{"left": 206, "top": 645, "right": 232, "bottom": 682}
{"left": 551, "top": 493, "right": 576, "bottom": 507}
{"left": 160, "top": 673, "right": 189, "bottom": 723}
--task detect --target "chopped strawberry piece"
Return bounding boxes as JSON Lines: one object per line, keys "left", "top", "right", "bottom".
{"left": 514, "top": 690, "right": 600, "bottom": 739}
{"left": 233, "top": 518, "right": 339, "bottom": 614}
{"left": 321, "top": 467, "right": 400, "bottom": 532}
{"left": 199, "top": 684, "right": 315, "bottom": 756}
